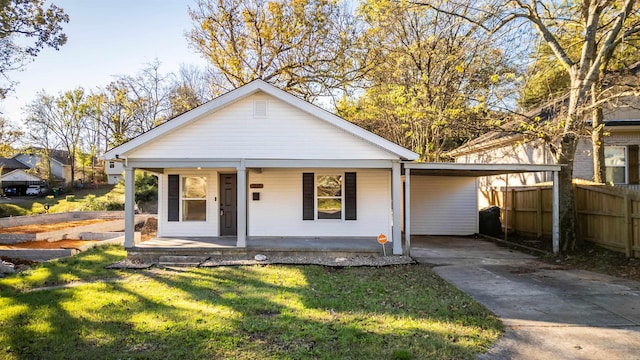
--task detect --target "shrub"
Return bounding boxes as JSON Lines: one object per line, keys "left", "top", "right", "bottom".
{"left": 66, "top": 195, "right": 75, "bottom": 202}
{"left": 0, "top": 204, "right": 30, "bottom": 217}
{"left": 135, "top": 172, "right": 158, "bottom": 203}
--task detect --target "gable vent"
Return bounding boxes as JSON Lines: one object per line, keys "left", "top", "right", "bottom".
{"left": 254, "top": 100, "right": 268, "bottom": 118}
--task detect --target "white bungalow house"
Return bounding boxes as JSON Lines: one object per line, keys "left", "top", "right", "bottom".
{"left": 104, "top": 80, "right": 418, "bottom": 255}
{"left": 104, "top": 80, "right": 562, "bottom": 256}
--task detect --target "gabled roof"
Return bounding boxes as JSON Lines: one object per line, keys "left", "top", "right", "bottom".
{"left": 16, "top": 148, "right": 72, "bottom": 166}
{"left": 0, "top": 157, "right": 30, "bottom": 170}
{"left": 0, "top": 169, "right": 43, "bottom": 182}
{"left": 104, "top": 80, "right": 419, "bottom": 161}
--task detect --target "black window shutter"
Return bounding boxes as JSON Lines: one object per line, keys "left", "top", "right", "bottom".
{"left": 168, "top": 175, "right": 179, "bottom": 222}
{"left": 345, "top": 172, "right": 357, "bottom": 220}
{"left": 302, "top": 173, "right": 314, "bottom": 220}
{"left": 629, "top": 145, "right": 639, "bottom": 184}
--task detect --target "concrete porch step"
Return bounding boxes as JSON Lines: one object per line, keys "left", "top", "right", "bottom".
{"left": 130, "top": 247, "right": 380, "bottom": 265}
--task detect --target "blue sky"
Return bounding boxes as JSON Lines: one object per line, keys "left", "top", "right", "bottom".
{"left": 1, "top": 0, "right": 208, "bottom": 124}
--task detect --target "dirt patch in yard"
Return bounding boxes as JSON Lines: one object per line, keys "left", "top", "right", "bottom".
{"left": 495, "top": 233, "right": 640, "bottom": 282}
{"left": 0, "top": 219, "right": 110, "bottom": 234}
{"left": 137, "top": 217, "right": 157, "bottom": 241}
{"left": 0, "top": 239, "right": 102, "bottom": 249}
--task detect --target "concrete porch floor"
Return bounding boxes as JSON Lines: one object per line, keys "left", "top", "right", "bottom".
{"left": 128, "top": 236, "right": 391, "bottom": 263}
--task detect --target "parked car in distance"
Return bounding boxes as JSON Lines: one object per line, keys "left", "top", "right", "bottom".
{"left": 3, "top": 187, "right": 16, "bottom": 196}
{"left": 25, "top": 187, "right": 40, "bottom": 196}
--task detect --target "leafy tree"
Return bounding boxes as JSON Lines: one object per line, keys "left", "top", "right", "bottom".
{"left": 0, "top": 0, "right": 69, "bottom": 98}
{"left": 188, "top": 0, "right": 362, "bottom": 102}
{"left": 0, "top": 116, "right": 22, "bottom": 156}
{"left": 338, "top": 0, "right": 514, "bottom": 161}
{"left": 169, "top": 83, "right": 201, "bottom": 117}
{"left": 135, "top": 170, "right": 157, "bottom": 204}
{"left": 421, "top": 0, "right": 640, "bottom": 252}
{"left": 89, "top": 81, "right": 141, "bottom": 150}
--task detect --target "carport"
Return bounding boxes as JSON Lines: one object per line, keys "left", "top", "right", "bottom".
{"left": 403, "top": 163, "right": 562, "bottom": 256}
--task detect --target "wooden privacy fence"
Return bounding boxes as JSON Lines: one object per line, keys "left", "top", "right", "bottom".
{"left": 484, "top": 184, "right": 640, "bottom": 257}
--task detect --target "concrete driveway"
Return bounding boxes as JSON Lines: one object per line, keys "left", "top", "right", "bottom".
{"left": 411, "top": 236, "right": 640, "bottom": 360}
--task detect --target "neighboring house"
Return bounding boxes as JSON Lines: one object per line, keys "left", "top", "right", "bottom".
{"left": 104, "top": 80, "right": 562, "bottom": 255}
{"left": 447, "top": 99, "right": 640, "bottom": 191}
{"left": 13, "top": 150, "right": 72, "bottom": 187}
{"left": 0, "top": 169, "right": 44, "bottom": 195}
{"left": 0, "top": 158, "right": 39, "bottom": 195}
{"left": 105, "top": 160, "right": 124, "bottom": 184}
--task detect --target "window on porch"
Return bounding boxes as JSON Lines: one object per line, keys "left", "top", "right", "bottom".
{"left": 161, "top": 175, "right": 209, "bottom": 222}
{"left": 182, "top": 176, "right": 207, "bottom": 221}
{"left": 303, "top": 172, "right": 356, "bottom": 221}
{"left": 317, "top": 175, "right": 342, "bottom": 219}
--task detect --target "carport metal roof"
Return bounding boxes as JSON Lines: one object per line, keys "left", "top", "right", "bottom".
{"left": 404, "top": 162, "right": 562, "bottom": 177}
{"left": 402, "top": 162, "right": 562, "bottom": 255}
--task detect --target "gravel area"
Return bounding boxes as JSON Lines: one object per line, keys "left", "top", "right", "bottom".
{"left": 201, "top": 255, "right": 415, "bottom": 267}
{"left": 107, "top": 255, "right": 415, "bottom": 269}
{"left": 106, "top": 259, "right": 154, "bottom": 269}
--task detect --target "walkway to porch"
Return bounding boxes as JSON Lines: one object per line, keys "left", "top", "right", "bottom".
{"left": 128, "top": 236, "right": 389, "bottom": 264}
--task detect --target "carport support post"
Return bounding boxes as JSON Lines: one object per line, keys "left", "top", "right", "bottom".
{"left": 124, "top": 167, "right": 135, "bottom": 248}
{"left": 392, "top": 161, "right": 402, "bottom": 255}
{"left": 404, "top": 168, "right": 411, "bottom": 256}
{"left": 552, "top": 170, "right": 559, "bottom": 254}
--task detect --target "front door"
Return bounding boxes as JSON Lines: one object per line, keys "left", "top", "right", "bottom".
{"left": 219, "top": 174, "right": 237, "bottom": 236}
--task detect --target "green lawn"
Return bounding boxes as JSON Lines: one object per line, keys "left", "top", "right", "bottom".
{"left": 0, "top": 184, "right": 123, "bottom": 216}
{"left": 0, "top": 246, "right": 502, "bottom": 359}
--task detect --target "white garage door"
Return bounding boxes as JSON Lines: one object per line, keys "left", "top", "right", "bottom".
{"left": 410, "top": 176, "right": 478, "bottom": 235}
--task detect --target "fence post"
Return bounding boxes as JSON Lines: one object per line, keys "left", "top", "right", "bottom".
{"left": 536, "top": 187, "right": 543, "bottom": 238}
{"left": 511, "top": 188, "right": 517, "bottom": 233}
{"left": 625, "top": 195, "right": 633, "bottom": 257}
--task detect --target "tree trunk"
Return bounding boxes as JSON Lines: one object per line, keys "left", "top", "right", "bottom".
{"left": 554, "top": 77, "right": 584, "bottom": 253}
{"left": 591, "top": 81, "right": 606, "bottom": 183}
{"left": 556, "top": 133, "right": 581, "bottom": 253}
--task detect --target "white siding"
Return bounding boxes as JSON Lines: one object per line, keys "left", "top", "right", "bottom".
{"left": 410, "top": 176, "right": 478, "bottom": 235}
{"left": 248, "top": 168, "right": 392, "bottom": 237}
{"left": 1, "top": 170, "right": 41, "bottom": 182}
{"left": 156, "top": 168, "right": 392, "bottom": 238}
{"left": 157, "top": 169, "right": 219, "bottom": 237}
{"left": 462, "top": 140, "right": 553, "bottom": 187}
{"left": 127, "top": 93, "right": 397, "bottom": 160}
{"left": 105, "top": 161, "right": 124, "bottom": 184}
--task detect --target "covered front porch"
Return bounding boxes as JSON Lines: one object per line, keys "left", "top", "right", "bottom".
{"left": 127, "top": 236, "right": 390, "bottom": 264}
{"left": 121, "top": 159, "right": 405, "bottom": 254}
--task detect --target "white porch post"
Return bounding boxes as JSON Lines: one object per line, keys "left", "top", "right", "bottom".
{"left": 392, "top": 161, "right": 402, "bottom": 255}
{"left": 404, "top": 168, "right": 411, "bottom": 256}
{"left": 124, "top": 166, "right": 135, "bottom": 248}
{"left": 552, "top": 170, "right": 560, "bottom": 254}
{"left": 236, "top": 163, "right": 247, "bottom": 247}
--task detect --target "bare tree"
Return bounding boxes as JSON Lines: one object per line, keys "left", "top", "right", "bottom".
{"left": 26, "top": 88, "right": 90, "bottom": 187}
